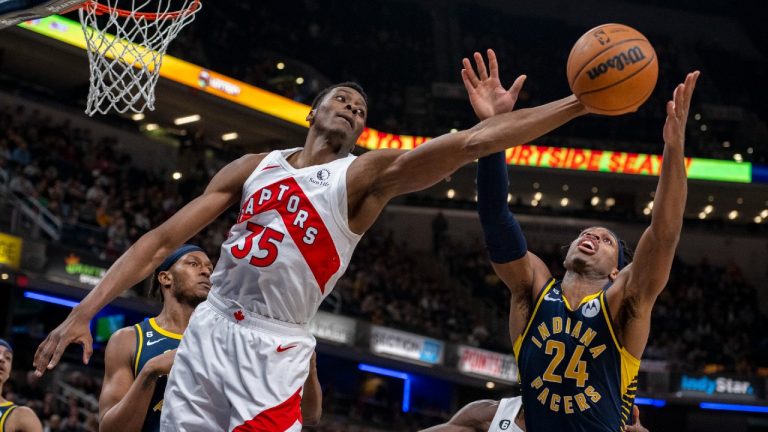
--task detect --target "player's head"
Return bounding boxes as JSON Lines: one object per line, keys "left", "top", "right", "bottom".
{"left": 151, "top": 244, "right": 213, "bottom": 307}
{"left": 563, "top": 226, "right": 632, "bottom": 280}
{"left": 307, "top": 82, "right": 368, "bottom": 153}
{"left": 0, "top": 339, "right": 12, "bottom": 385}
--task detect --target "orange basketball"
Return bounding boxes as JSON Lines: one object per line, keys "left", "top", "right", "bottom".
{"left": 567, "top": 23, "right": 658, "bottom": 115}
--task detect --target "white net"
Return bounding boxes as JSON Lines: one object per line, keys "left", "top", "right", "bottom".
{"left": 78, "top": 0, "right": 201, "bottom": 115}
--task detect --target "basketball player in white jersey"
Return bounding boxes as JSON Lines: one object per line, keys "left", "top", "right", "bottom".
{"left": 34, "top": 50, "right": 608, "bottom": 430}
{"left": 421, "top": 397, "right": 649, "bottom": 432}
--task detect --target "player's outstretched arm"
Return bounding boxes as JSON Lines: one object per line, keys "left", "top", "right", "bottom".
{"left": 419, "top": 399, "right": 499, "bottom": 432}
{"left": 301, "top": 352, "right": 322, "bottom": 426}
{"left": 33, "top": 153, "right": 266, "bottom": 376}
{"left": 98, "top": 327, "right": 159, "bottom": 432}
{"left": 465, "top": 50, "right": 553, "bottom": 339}
{"left": 622, "top": 71, "right": 699, "bottom": 355}
{"left": 346, "top": 52, "right": 586, "bottom": 233}
{"left": 626, "top": 72, "right": 699, "bottom": 303}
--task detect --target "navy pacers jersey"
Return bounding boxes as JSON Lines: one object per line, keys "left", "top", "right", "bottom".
{"left": 514, "top": 279, "right": 640, "bottom": 432}
{"left": 133, "top": 318, "right": 181, "bottom": 432}
{"left": 0, "top": 401, "right": 17, "bottom": 432}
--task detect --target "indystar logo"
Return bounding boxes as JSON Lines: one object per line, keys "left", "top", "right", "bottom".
{"left": 680, "top": 375, "right": 754, "bottom": 395}
{"left": 64, "top": 254, "right": 106, "bottom": 285}
{"left": 587, "top": 46, "right": 647, "bottom": 80}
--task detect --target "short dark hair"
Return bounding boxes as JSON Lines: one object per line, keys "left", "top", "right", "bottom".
{"left": 310, "top": 82, "right": 369, "bottom": 111}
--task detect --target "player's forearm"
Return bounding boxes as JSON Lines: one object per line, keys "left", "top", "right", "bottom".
{"left": 301, "top": 372, "right": 322, "bottom": 425}
{"left": 76, "top": 230, "right": 174, "bottom": 318}
{"left": 649, "top": 143, "right": 687, "bottom": 240}
{"left": 466, "top": 95, "right": 586, "bottom": 158}
{"left": 99, "top": 371, "right": 159, "bottom": 432}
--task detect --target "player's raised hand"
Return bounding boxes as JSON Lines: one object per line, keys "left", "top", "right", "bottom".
{"left": 663, "top": 71, "right": 699, "bottom": 149}
{"left": 461, "top": 49, "right": 526, "bottom": 121}
{"left": 33, "top": 309, "right": 93, "bottom": 376}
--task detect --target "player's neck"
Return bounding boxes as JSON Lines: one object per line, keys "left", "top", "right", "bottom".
{"left": 155, "top": 304, "right": 194, "bottom": 335}
{"left": 299, "top": 132, "right": 351, "bottom": 167}
{"left": 562, "top": 270, "right": 608, "bottom": 295}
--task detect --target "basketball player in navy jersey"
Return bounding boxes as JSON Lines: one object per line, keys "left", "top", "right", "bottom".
{"left": 35, "top": 48, "right": 615, "bottom": 430}
{"left": 0, "top": 339, "right": 42, "bottom": 432}
{"left": 98, "top": 245, "right": 213, "bottom": 431}
{"left": 464, "top": 49, "right": 698, "bottom": 431}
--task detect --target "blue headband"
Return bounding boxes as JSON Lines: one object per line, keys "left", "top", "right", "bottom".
{"left": 158, "top": 244, "right": 204, "bottom": 273}
{"left": 0, "top": 338, "right": 12, "bottom": 354}
{"left": 607, "top": 230, "right": 626, "bottom": 270}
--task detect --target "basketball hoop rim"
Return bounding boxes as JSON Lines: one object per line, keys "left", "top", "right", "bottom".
{"left": 82, "top": 0, "right": 200, "bottom": 20}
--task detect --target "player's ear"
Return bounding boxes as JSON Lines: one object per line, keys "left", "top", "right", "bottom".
{"left": 608, "top": 267, "right": 619, "bottom": 281}
{"left": 306, "top": 110, "right": 315, "bottom": 125}
{"left": 158, "top": 270, "right": 173, "bottom": 287}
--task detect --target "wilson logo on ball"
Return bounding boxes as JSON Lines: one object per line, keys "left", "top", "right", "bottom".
{"left": 586, "top": 46, "right": 647, "bottom": 80}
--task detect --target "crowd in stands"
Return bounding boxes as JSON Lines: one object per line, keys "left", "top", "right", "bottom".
{"left": 166, "top": 0, "right": 766, "bottom": 163}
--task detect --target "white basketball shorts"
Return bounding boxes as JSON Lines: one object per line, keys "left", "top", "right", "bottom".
{"left": 160, "top": 292, "right": 316, "bottom": 431}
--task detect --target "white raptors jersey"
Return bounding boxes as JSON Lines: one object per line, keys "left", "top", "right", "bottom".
{"left": 488, "top": 397, "right": 524, "bottom": 432}
{"left": 210, "top": 148, "right": 361, "bottom": 324}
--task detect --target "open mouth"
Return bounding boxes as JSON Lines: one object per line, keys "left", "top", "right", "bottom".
{"left": 578, "top": 238, "right": 598, "bottom": 255}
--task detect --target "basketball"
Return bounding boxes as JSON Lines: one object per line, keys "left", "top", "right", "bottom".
{"left": 567, "top": 23, "right": 658, "bottom": 115}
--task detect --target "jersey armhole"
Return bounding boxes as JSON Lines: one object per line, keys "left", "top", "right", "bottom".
{"left": 514, "top": 278, "right": 556, "bottom": 359}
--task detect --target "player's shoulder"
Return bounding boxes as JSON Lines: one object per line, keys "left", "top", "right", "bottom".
{"left": 105, "top": 326, "right": 138, "bottom": 356}
{"left": 6, "top": 405, "right": 42, "bottom": 429}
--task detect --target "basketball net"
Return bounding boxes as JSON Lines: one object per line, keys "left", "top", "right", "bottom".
{"left": 78, "top": 0, "right": 201, "bottom": 116}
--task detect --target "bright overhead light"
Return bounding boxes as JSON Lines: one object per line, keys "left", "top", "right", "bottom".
{"left": 698, "top": 212, "right": 707, "bottom": 219}
{"left": 728, "top": 210, "right": 738, "bottom": 220}
{"left": 131, "top": 113, "right": 145, "bottom": 121}
{"left": 647, "top": 201, "right": 654, "bottom": 209}
{"left": 449, "top": 128, "right": 458, "bottom": 133}
{"left": 534, "top": 192, "right": 542, "bottom": 201}
{"left": 755, "top": 216, "right": 763, "bottom": 224}
{"left": 722, "top": 141, "right": 731, "bottom": 148}
{"left": 530, "top": 200, "right": 539, "bottom": 207}
{"left": 222, "top": 132, "right": 239, "bottom": 141}
{"left": 734, "top": 153, "right": 743, "bottom": 162}
{"left": 507, "top": 193, "right": 512, "bottom": 203}
{"left": 145, "top": 123, "right": 159, "bottom": 131}
{"left": 694, "top": 113, "right": 701, "bottom": 120}
{"left": 560, "top": 197, "right": 569, "bottom": 207}
{"left": 643, "top": 207, "right": 651, "bottom": 216}
{"left": 296, "top": 77, "right": 305, "bottom": 85}
{"left": 174, "top": 114, "right": 201, "bottom": 125}
{"left": 446, "top": 189, "right": 455, "bottom": 199}
{"left": 700, "top": 124, "right": 708, "bottom": 132}
{"left": 704, "top": 205, "right": 713, "bottom": 214}
{"left": 276, "top": 62, "right": 285, "bottom": 70}
{"left": 605, "top": 197, "right": 615, "bottom": 207}
{"left": 172, "top": 171, "right": 182, "bottom": 180}
{"left": 590, "top": 196, "right": 600, "bottom": 206}
{"left": 761, "top": 209, "right": 768, "bottom": 219}
{"left": 485, "top": 381, "right": 496, "bottom": 389}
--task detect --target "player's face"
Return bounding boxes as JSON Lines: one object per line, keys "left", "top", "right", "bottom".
{"left": 168, "top": 251, "right": 213, "bottom": 307}
{"left": 309, "top": 87, "right": 367, "bottom": 151}
{"left": 564, "top": 226, "right": 619, "bottom": 276}
{"left": 0, "top": 346, "right": 12, "bottom": 384}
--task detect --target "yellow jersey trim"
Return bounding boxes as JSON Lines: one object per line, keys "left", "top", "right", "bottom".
{"left": 149, "top": 318, "right": 183, "bottom": 339}
{"left": 0, "top": 404, "right": 16, "bottom": 431}
{"left": 0, "top": 402, "right": 11, "bottom": 407}
{"left": 597, "top": 292, "right": 641, "bottom": 397}
{"left": 134, "top": 323, "right": 143, "bottom": 377}
{"left": 562, "top": 290, "right": 602, "bottom": 312}
{"left": 514, "top": 278, "right": 556, "bottom": 360}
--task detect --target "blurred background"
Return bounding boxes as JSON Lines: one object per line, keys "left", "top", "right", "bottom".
{"left": 0, "top": 0, "right": 767, "bottom": 430}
